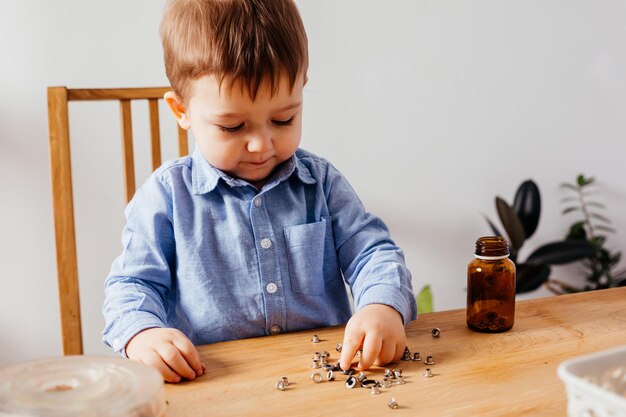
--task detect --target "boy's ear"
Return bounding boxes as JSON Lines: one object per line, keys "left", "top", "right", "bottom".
{"left": 164, "top": 91, "right": 191, "bottom": 130}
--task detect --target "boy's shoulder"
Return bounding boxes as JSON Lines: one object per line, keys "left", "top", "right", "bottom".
{"left": 155, "top": 155, "right": 193, "bottom": 176}
{"left": 144, "top": 155, "right": 194, "bottom": 193}
{"left": 294, "top": 148, "right": 333, "bottom": 176}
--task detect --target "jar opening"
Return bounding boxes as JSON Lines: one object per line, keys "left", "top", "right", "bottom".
{"left": 475, "top": 236, "right": 510, "bottom": 257}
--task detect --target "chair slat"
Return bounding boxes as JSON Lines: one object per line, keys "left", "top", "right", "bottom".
{"left": 119, "top": 100, "right": 136, "bottom": 203}
{"left": 178, "top": 125, "right": 189, "bottom": 157}
{"left": 68, "top": 87, "right": 170, "bottom": 101}
{"left": 49, "top": 86, "right": 174, "bottom": 356}
{"left": 149, "top": 99, "right": 162, "bottom": 171}
{"left": 47, "top": 87, "right": 83, "bottom": 355}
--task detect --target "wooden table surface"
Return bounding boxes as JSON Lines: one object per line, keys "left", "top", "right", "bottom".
{"left": 164, "top": 287, "right": 626, "bottom": 416}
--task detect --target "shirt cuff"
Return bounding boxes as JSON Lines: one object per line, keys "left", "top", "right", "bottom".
{"left": 104, "top": 311, "right": 166, "bottom": 356}
{"left": 355, "top": 284, "right": 418, "bottom": 325}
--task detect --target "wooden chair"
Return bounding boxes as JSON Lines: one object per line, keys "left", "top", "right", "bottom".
{"left": 47, "top": 87, "right": 189, "bottom": 355}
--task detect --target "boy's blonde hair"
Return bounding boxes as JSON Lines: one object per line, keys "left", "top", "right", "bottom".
{"left": 161, "top": 0, "right": 308, "bottom": 102}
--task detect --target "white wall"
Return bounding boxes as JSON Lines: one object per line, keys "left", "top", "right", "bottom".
{"left": 1, "top": 0, "right": 625, "bottom": 366}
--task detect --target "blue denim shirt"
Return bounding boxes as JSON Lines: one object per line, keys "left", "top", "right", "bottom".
{"left": 102, "top": 148, "right": 417, "bottom": 353}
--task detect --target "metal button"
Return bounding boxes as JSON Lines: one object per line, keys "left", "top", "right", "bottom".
{"left": 322, "top": 363, "right": 335, "bottom": 371}
{"left": 270, "top": 325, "right": 281, "bottom": 335}
{"left": 361, "top": 379, "right": 378, "bottom": 388}
{"left": 266, "top": 283, "right": 277, "bottom": 294}
{"left": 388, "top": 397, "right": 399, "bottom": 409}
{"left": 260, "top": 238, "right": 272, "bottom": 249}
{"left": 253, "top": 196, "right": 262, "bottom": 207}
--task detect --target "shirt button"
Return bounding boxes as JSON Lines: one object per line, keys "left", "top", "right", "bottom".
{"left": 266, "top": 282, "right": 278, "bottom": 294}
{"left": 270, "top": 325, "right": 281, "bottom": 335}
{"left": 260, "top": 238, "right": 272, "bottom": 249}
{"left": 253, "top": 196, "right": 262, "bottom": 207}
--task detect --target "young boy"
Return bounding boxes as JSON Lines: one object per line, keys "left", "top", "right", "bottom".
{"left": 103, "top": 0, "right": 417, "bottom": 383}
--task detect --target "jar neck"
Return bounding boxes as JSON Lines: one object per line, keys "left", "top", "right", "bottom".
{"left": 474, "top": 236, "right": 510, "bottom": 257}
{"left": 474, "top": 254, "right": 509, "bottom": 261}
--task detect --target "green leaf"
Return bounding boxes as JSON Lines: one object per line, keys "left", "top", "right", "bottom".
{"left": 566, "top": 221, "right": 587, "bottom": 240}
{"left": 526, "top": 240, "right": 597, "bottom": 265}
{"left": 577, "top": 174, "right": 586, "bottom": 187}
{"left": 586, "top": 201, "right": 606, "bottom": 209}
{"left": 496, "top": 196, "right": 525, "bottom": 251}
{"left": 562, "top": 206, "right": 580, "bottom": 215}
{"left": 512, "top": 180, "right": 541, "bottom": 239}
{"left": 417, "top": 285, "right": 433, "bottom": 314}
{"left": 595, "top": 225, "right": 616, "bottom": 233}
{"left": 516, "top": 263, "right": 551, "bottom": 293}
{"left": 590, "top": 213, "right": 611, "bottom": 224}
{"left": 590, "top": 236, "right": 606, "bottom": 246}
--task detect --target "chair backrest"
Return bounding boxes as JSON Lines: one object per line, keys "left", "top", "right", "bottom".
{"left": 47, "top": 86, "right": 189, "bottom": 355}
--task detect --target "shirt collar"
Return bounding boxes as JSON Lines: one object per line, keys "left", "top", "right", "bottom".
{"left": 191, "top": 148, "right": 316, "bottom": 195}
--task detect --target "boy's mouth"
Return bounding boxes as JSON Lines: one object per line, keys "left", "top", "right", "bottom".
{"left": 248, "top": 159, "right": 270, "bottom": 166}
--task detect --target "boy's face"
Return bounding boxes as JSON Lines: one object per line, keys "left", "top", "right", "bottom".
{"left": 165, "top": 74, "right": 304, "bottom": 189}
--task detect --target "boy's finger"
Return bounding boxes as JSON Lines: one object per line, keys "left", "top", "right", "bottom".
{"left": 157, "top": 343, "right": 196, "bottom": 380}
{"left": 143, "top": 351, "right": 181, "bottom": 383}
{"left": 373, "top": 340, "right": 395, "bottom": 367}
{"left": 339, "top": 326, "right": 365, "bottom": 371}
{"left": 358, "top": 332, "right": 382, "bottom": 370}
{"left": 172, "top": 336, "right": 204, "bottom": 376}
{"left": 393, "top": 341, "right": 405, "bottom": 362}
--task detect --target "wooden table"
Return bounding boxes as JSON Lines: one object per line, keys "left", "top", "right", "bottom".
{"left": 165, "top": 287, "right": 626, "bottom": 416}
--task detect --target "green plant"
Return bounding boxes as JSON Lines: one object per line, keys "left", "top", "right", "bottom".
{"left": 547, "top": 174, "right": 626, "bottom": 293}
{"left": 485, "top": 180, "right": 596, "bottom": 293}
{"left": 417, "top": 285, "right": 433, "bottom": 314}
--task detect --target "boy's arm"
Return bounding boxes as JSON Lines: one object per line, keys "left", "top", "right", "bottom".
{"left": 102, "top": 174, "right": 174, "bottom": 354}
{"left": 321, "top": 162, "right": 418, "bottom": 369}
{"left": 323, "top": 162, "right": 417, "bottom": 323}
{"left": 102, "top": 173, "right": 202, "bottom": 382}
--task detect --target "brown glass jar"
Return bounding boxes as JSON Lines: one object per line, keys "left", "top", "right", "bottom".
{"left": 466, "top": 236, "right": 516, "bottom": 332}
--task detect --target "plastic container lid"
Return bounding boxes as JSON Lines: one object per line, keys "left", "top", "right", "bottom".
{"left": 0, "top": 355, "right": 165, "bottom": 417}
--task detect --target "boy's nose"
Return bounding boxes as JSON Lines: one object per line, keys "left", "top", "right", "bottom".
{"left": 247, "top": 131, "right": 273, "bottom": 154}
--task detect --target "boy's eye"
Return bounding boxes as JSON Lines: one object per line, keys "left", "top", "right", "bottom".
{"left": 218, "top": 123, "right": 244, "bottom": 133}
{"left": 271, "top": 116, "right": 295, "bottom": 127}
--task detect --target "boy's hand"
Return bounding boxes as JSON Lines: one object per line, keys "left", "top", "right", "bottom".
{"left": 126, "top": 327, "right": 205, "bottom": 383}
{"left": 339, "top": 304, "right": 406, "bottom": 371}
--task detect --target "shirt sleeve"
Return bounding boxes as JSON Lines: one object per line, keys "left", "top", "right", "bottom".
{"left": 323, "top": 162, "right": 418, "bottom": 324}
{"left": 102, "top": 173, "right": 176, "bottom": 354}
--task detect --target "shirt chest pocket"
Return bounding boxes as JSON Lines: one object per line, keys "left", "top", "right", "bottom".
{"left": 284, "top": 217, "right": 333, "bottom": 295}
